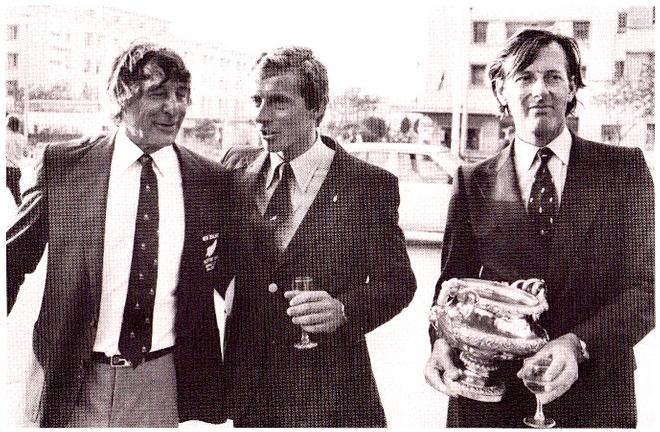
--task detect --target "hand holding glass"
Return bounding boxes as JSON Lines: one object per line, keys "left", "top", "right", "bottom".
{"left": 522, "top": 358, "right": 556, "bottom": 428}
{"left": 291, "top": 276, "right": 318, "bottom": 350}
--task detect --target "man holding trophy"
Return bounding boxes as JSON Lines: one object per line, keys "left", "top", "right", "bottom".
{"left": 425, "top": 29, "right": 654, "bottom": 428}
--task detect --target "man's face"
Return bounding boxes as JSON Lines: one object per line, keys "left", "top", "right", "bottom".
{"left": 250, "top": 71, "right": 318, "bottom": 160}
{"left": 122, "top": 61, "right": 190, "bottom": 153}
{"left": 496, "top": 41, "right": 576, "bottom": 146}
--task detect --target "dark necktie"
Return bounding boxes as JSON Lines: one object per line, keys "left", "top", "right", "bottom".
{"left": 528, "top": 147, "right": 557, "bottom": 245}
{"left": 265, "top": 161, "right": 293, "bottom": 223}
{"left": 264, "top": 162, "right": 293, "bottom": 251}
{"left": 119, "top": 154, "right": 159, "bottom": 367}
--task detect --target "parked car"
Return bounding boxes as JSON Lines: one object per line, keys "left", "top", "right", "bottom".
{"left": 342, "top": 143, "right": 461, "bottom": 243}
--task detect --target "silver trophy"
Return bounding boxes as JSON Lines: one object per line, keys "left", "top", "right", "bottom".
{"left": 429, "top": 278, "right": 550, "bottom": 402}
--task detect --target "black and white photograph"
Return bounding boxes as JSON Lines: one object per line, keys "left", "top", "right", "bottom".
{"left": 3, "top": 0, "right": 657, "bottom": 428}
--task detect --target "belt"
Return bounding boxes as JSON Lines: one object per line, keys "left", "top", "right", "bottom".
{"left": 91, "top": 347, "right": 174, "bottom": 368}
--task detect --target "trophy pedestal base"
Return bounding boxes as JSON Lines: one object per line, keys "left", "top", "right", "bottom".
{"left": 447, "top": 377, "right": 504, "bottom": 402}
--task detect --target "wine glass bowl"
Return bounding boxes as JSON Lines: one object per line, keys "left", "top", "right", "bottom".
{"left": 522, "top": 358, "right": 556, "bottom": 428}
{"left": 291, "top": 276, "right": 318, "bottom": 350}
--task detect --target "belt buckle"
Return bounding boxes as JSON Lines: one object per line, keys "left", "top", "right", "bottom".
{"left": 110, "top": 355, "right": 132, "bottom": 368}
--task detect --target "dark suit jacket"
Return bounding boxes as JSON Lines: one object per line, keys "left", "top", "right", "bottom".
{"left": 221, "top": 136, "right": 417, "bottom": 427}
{"left": 432, "top": 135, "right": 654, "bottom": 428}
{"left": 6, "top": 133, "right": 234, "bottom": 427}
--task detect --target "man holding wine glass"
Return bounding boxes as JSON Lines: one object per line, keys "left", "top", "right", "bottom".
{"left": 424, "top": 28, "right": 654, "bottom": 428}
{"left": 221, "top": 46, "right": 416, "bottom": 427}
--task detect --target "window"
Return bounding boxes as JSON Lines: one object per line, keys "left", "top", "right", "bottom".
{"left": 441, "top": 127, "right": 452, "bottom": 148}
{"left": 614, "top": 61, "right": 624, "bottom": 80}
{"left": 506, "top": 21, "right": 554, "bottom": 39}
{"left": 618, "top": 12, "right": 627, "bottom": 33}
{"left": 8, "top": 53, "right": 18, "bottom": 68}
{"left": 7, "top": 79, "right": 18, "bottom": 96}
{"left": 466, "top": 128, "right": 480, "bottom": 150}
{"left": 601, "top": 124, "right": 621, "bottom": 144}
{"left": 628, "top": 6, "right": 654, "bottom": 28}
{"left": 7, "top": 24, "right": 18, "bottom": 40}
{"left": 625, "top": 52, "right": 653, "bottom": 79}
{"left": 470, "top": 64, "right": 486, "bottom": 86}
{"left": 473, "top": 21, "right": 487, "bottom": 43}
{"left": 573, "top": 21, "right": 590, "bottom": 41}
{"left": 646, "top": 124, "right": 655, "bottom": 150}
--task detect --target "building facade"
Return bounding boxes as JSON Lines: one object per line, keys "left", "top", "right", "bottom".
{"left": 5, "top": 4, "right": 253, "bottom": 159}
{"left": 416, "top": 4, "right": 655, "bottom": 160}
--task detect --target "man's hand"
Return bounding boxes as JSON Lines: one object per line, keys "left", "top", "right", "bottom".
{"left": 424, "top": 338, "right": 462, "bottom": 397}
{"left": 284, "top": 290, "right": 347, "bottom": 333}
{"left": 517, "top": 333, "right": 582, "bottom": 404}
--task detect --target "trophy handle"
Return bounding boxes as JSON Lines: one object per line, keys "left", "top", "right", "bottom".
{"left": 437, "top": 279, "right": 479, "bottom": 320}
{"left": 459, "top": 290, "right": 478, "bottom": 319}
{"left": 436, "top": 279, "right": 459, "bottom": 307}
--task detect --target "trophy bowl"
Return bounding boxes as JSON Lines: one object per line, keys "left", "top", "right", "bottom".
{"left": 429, "top": 278, "right": 550, "bottom": 402}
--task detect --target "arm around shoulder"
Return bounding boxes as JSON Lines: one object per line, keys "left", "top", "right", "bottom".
{"left": 6, "top": 146, "right": 50, "bottom": 313}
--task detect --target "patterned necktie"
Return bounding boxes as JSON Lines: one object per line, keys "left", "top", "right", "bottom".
{"left": 264, "top": 162, "right": 293, "bottom": 251}
{"left": 119, "top": 154, "right": 159, "bottom": 367}
{"left": 528, "top": 147, "right": 557, "bottom": 243}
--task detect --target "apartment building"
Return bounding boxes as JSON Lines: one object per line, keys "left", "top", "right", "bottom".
{"left": 6, "top": 4, "right": 252, "bottom": 150}
{"left": 416, "top": 4, "right": 655, "bottom": 159}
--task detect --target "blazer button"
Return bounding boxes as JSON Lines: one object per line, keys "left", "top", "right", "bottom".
{"left": 268, "top": 283, "right": 278, "bottom": 293}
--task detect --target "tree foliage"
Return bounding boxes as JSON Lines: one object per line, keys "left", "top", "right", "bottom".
{"left": 593, "top": 57, "right": 654, "bottom": 143}
{"left": 362, "top": 116, "right": 389, "bottom": 141}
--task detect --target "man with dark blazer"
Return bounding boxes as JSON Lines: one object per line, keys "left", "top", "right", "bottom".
{"left": 6, "top": 42, "right": 232, "bottom": 427}
{"left": 221, "top": 46, "right": 416, "bottom": 427}
{"left": 424, "top": 29, "right": 654, "bottom": 428}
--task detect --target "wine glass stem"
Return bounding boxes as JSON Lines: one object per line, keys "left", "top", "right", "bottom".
{"left": 301, "top": 330, "right": 310, "bottom": 345}
{"left": 534, "top": 397, "right": 546, "bottom": 422}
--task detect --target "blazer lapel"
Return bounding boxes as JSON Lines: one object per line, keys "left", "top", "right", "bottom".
{"left": 473, "top": 144, "right": 541, "bottom": 277}
{"left": 175, "top": 144, "right": 214, "bottom": 292}
{"left": 82, "top": 134, "right": 115, "bottom": 309}
{"left": 548, "top": 137, "right": 605, "bottom": 290}
{"left": 237, "top": 150, "right": 277, "bottom": 265}
{"left": 277, "top": 146, "right": 348, "bottom": 268}
{"left": 476, "top": 144, "right": 529, "bottom": 230}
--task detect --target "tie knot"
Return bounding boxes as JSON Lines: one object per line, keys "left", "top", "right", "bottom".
{"left": 138, "top": 154, "right": 153, "bottom": 167}
{"left": 276, "top": 162, "right": 292, "bottom": 182}
{"left": 537, "top": 147, "right": 554, "bottom": 161}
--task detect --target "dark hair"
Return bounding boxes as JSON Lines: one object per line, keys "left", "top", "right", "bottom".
{"left": 7, "top": 115, "right": 21, "bottom": 133}
{"left": 107, "top": 41, "right": 191, "bottom": 123}
{"left": 488, "top": 28, "right": 585, "bottom": 115}
{"left": 252, "top": 46, "right": 329, "bottom": 126}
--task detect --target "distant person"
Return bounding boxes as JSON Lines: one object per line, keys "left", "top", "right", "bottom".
{"left": 424, "top": 28, "right": 654, "bottom": 427}
{"left": 220, "top": 46, "right": 416, "bottom": 427}
{"left": 6, "top": 41, "right": 233, "bottom": 427}
{"left": 6, "top": 115, "right": 25, "bottom": 206}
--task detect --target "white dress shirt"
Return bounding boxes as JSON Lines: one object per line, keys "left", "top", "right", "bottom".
{"left": 514, "top": 126, "right": 572, "bottom": 211}
{"left": 259, "top": 132, "right": 335, "bottom": 250}
{"left": 93, "top": 127, "right": 185, "bottom": 356}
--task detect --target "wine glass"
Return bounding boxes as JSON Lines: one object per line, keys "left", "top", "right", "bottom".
{"left": 291, "top": 276, "right": 318, "bottom": 350}
{"left": 522, "top": 357, "right": 556, "bottom": 428}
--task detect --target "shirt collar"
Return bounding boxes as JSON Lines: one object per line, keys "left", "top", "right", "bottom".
{"left": 114, "top": 125, "right": 178, "bottom": 177}
{"left": 514, "top": 126, "right": 572, "bottom": 171}
{"left": 266, "top": 131, "right": 333, "bottom": 192}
